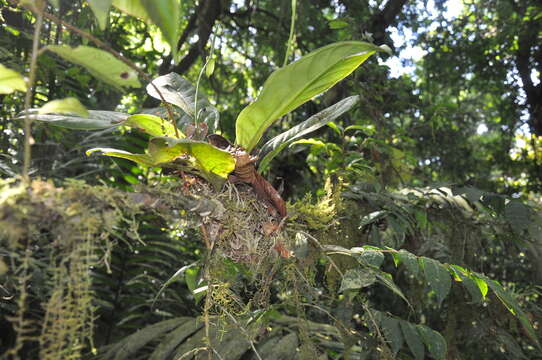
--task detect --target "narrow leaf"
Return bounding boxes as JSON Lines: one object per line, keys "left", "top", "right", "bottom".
{"left": 39, "top": 97, "right": 89, "bottom": 117}
{"left": 86, "top": 148, "right": 155, "bottom": 166}
{"left": 258, "top": 96, "right": 359, "bottom": 172}
{"left": 449, "top": 264, "right": 485, "bottom": 303}
{"left": 47, "top": 45, "right": 140, "bottom": 90}
{"left": 125, "top": 114, "right": 180, "bottom": 137}
{"left": 152, "top": 262, "right": 198, "bottom": 309}
{"left": 87, "top": 0, "right": 112, "bottom": 29}
{"left": 19, "top": 109, "right": 128, "bottom": 130}
{"left": 0, "top": 64, "right": 26, "bottom": 94}
{"left": 235, "top": 41, "right": 385, "bottom": 151}
{"left": 421, "top": 257, "right": 451, "bottom": 306}
{"left": 400, "top": 321, "right": 425, "bottom": 360}
{"left": 146, "top": 73, "right": 219, "bottom": 132}
{"left": 375, "top": 271, "right": 410, "bottom": 306}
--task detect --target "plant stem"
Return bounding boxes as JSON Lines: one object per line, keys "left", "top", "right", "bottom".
{"left": 12, "top": 0, "right": 180, "bottom": 138}
{"left": 22, "top": 0, "right": 45, "bottom": 183}
{"left": 282, "top": 0, "right": 297, "bottom": 67}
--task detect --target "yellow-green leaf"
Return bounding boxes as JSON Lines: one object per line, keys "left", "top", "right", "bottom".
{"left": 46, "top": 45, "right": 141, "bottom": 90}
{"left": 87, "top": 0, "right": 112, "bottom": 29}
{"left": 86, "top": 148, "right": 154, "bottom": 166}
{"left": 0, "top": 64, "right": 26, "bottom": 94}
{"left": 39, "top": 97, "right": 89, "bottom": 117}
{"left": 124, "top": 114, "right": 180, "bottom": 137}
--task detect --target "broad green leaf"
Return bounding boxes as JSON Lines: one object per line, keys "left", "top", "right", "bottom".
{"left": 112, "top": 0, "right": 149, "bottom": 19}
{"left": 147, "top": 73, "right": 219, "bottom": 133}
{"left": 148, "top": 137, "right": 235, "bottom": 179}
{"left": 139, "top": 0, "right": 181, "bottom": 60}
{"left": 47, "top": 45, "right": 140, "bottom": 90}
{"left": 381, "top": 315, "right": 404, "bottom": 355}
{"left": 125, "top": 114, "right": 180, "bottom": 137}
{"left": 86, "top": 148, "right": 155, "bottom": 166}
{"left": 185, "top": 267, "right": 205, "bottom": 303}
{"left": 339, "top": 268, "right": 376, "bottom": 292}
{"left": 258, "top": 96, "right": 359, "bottom": 172}
{"left": 20, "top": 109, "right": 128, "bottom": 129}
{"left": 400, "top": 321, "right": 425, "bottom": 360}
{"left": 87, "top": 0, "right": 112, "bottom": 29}
{"left": 375, "top": 272, "right": 410, "bottom": 306}
{"left": 39, "top": 97, "right": 89, "bottom": 117}
{"left": 479, "top": 274, "right": 540, "bottom": 349}
{"left": 417, "top": 325, "right": 447, "bottom": 360}
{"left": 421, "top": 257, "right": 451, "bottom": 306}
{"left": 235, "top": 41, "right": 385, "bottom": 151}
{"left": 0, "top": 64, "right": 26, "bottom": 94}
{"left": 397, "top": 249, "right": 420, "bottom": 276}
{"left": 351, "top": 247, "right": 384, "bottom": 268}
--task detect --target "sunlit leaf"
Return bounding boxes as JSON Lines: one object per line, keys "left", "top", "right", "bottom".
{"left": 47, "top": 45, "right": 141, "bottom": 90}
{"left": 400, "top": 321, "right": 425, "bottom": 360}
{"left": 235, "top": 41, "right": 385, "bottom": 151}
{"left": 449, "top": 264, "right": 485, "bottom": 303}
{"left": 147, "top": 73, "right": 219, "bottom": 132}
{"left": 86, "top": 148, "right": 154, "bottom": 166}
{"left": 87, "top": 0, "right": 112, "bottom": 29}
{"left": 258, "top": 96, "right": 359, "bottom": 172}
{"left": 148, "top": 137, "right": 235, "bottom": 179}
{"left": 112, "top": 0, "right": 149, "bottom": 19}
{"left": 329, "top": 19, "right": 349, "bottom": 29}
{"left": 0, "top": 63, "right": 26, "bottom": 94}
{"left": 421, "top": 257, "right": 451, "bottom": 306}
{"left": 205, "top": 58, "right": 216, "bottom": 78}
{"left": 125, "top": 114, "right": 180, "bottom": 137}
{"left": 416, "top": 324, "right": 447, "bottom": 360}
{"left": 39, "top": 97, "right": 89, "bottom": 117}
{"left": 139, "top": 0, "right": 181, "bottom": 60}
{"left": 19, "top": 109, "right": 128, "bottom": 130}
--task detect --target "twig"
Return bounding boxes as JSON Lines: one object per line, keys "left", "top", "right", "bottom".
{"left": 21, "top": 0, "right": 45, "bottom": 183}
{"left": 12, "top": 0, "right": 180, "bottom": 138}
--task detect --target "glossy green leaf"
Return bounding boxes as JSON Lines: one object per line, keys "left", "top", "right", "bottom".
{"left": 417, "top": 325, "right": 447, "bottom": 360}
{"left": 258, "top": 96, "right": 359, "bottom": 172}
{"left": 19, "top": 109, "right": 128, "bottom": 130}
{"left": 235, "top": 41, "right": 385, "bottom": 151}
{"left": 39, "top": 97, "right": 89, "bottom": 117}
{"left": 381, "top": 315, "right": 404, "bottom": 355}
{"left": 148, "top": 137, "right": 235, "bottom": 179}
{"left": 87, "top": 0, "right": 112, "bottom": 29}
{"left": 125, "top": 114, "right": 180, "bottom": 137}
{"left": 421, "top": 257, "right": 451, "bottom": 306}
{"left": 86, "top": 148, "right": 155, "bottom": 166}
{"left": 0, "top": 63, "right": 26, "bottom": 94}
{"left": 147, "top": 73, "right": 219, "bottom": 132}
{"left": 47, "top": 45, "right": 140, "bottom": 90}
{"left": 339, "top": 268, "right": 376, "bottom": 292}
{"left": 449, "top": 265, "right": 485, "bottom": 303}
{"left": 400, "top": 321, "right": 425, "bottom": 360}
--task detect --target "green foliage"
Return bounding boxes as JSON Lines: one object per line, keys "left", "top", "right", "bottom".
{"left": 46, "top": 45, "right": 141, "bottom": 90}
{"left": 235, "top": 41, "right": 385, "bottom": 152}
{"left": 0, "top": 63, "right": 26, "bottom": 94}
{"left": 39, "top": 97, "right": 89, "bottom": 117}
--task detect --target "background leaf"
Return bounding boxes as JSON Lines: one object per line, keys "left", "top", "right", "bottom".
{"left": 139, "top": 0, "right": 181, "bottom": 60}
{"left": 39, "top": 97, "right": 89, "bottom": 117}
{"left": 0, "top": 63, "right": 26, "bottom": 94}
{"left": 417, "top": 324, "right": 447, "bottom": 360}
{"left": 46, "top": 45, "right": 141, "bottom": 90}
{"left": 235, "top": 41, "right": 384, "bottom": 151}
{"left": 258, "top": 96, "right": 359, "bottom": 172}
{"left": 147, "top": 73, "right": 219, "bottom": 133}
{"left": 421, "top": 257, "right": 451, "bottom": 306}
{"left": 20, "top": 110, "right": 128, "bottom": 130}
{"left": 87, "top": 0, "right": 112, "bottom": 29}
{"left": 400, "top": 320, "right": 425, "bottom": 360}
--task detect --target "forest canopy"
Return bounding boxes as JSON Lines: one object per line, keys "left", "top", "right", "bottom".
{"left": 0, "top": 0, "right": 541, "bottom": 359}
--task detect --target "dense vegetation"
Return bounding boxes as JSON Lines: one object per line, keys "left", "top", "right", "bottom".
{"left": 0, "top": 0, "right": 541, "bottom": 359}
